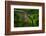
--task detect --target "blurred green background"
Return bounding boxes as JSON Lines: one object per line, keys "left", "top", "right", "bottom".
{"left": 14, "top": 8, "right": 39, "bottom": 27}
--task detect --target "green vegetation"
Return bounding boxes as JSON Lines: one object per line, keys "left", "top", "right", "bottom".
{"left": 14, "top": 8, "right": 39, "bottom": 27}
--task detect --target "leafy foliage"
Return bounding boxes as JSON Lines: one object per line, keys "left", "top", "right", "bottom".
{"left": 14, "top": 8, "right": 39, "bottom": 27}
